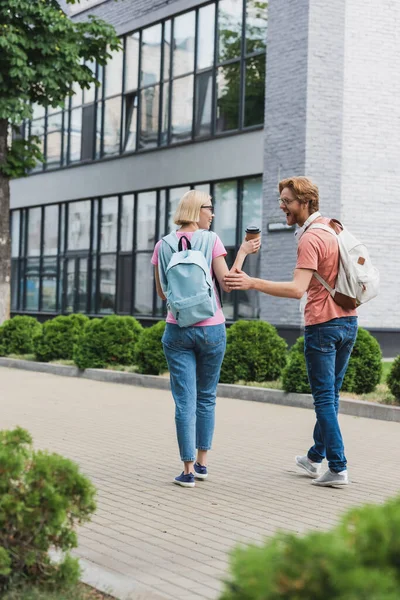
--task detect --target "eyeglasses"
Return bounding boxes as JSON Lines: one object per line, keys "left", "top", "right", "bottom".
{"left": 278, "top": 197, "right": 296, "bottom": 207}
{"left": 201, "top": 205, "right": 214, "bottom": 212}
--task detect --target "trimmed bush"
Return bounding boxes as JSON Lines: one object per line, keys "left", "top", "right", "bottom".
{"left": 220, "top": 495, "right": 400, "bottom": 600}
{"left": 34, "top": 314, "right": 89, "bottom": 362}
{"left": 0, "top": 427, "right": 96, "bottom": 594}
{"left": 135, "top": 321, "right": 168, "bottom": 375}
{"left": 342, "top": 327, "right": 382, "bottom": 394}
{"left": 73, "top": 315, "right": 143, "bottom": 369}
{"left": 219, "top": 320, "right": 287, "bottom": 384}
{"left": 282, "top": 337, "right": 311, "bottom": 394}
{"left": 0, "top": 316, "right": 42, "bottom": 356}
{"left": 387, "top": 355, "right": 400, "bottom": 401}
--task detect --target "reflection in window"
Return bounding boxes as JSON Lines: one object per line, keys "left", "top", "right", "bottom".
{"left": 213, "top": 180, "right": 237, "bottom": 246}
{"left": 218, "top": 0, "right": 242, "bottom": 62}
{"left": 11, "top": 211, "right": 20, "bottom": 258}
{"left": 246, "top": 0, "right": 268, "bottom": 54}
{"left": 244, "top": 55, "right": 265, "bottom": 127}
{"left": 163, "top": 21, "right": 171, "bottom": 80}
{"left": 11, "top": 259, "right": 18, "bottom": 311}
{"left": 43, "top": 205, "right": 59, "bottom": 255}
{"left": 173, "top": 12, "right": 195, "bottom": 78}
{"left": 125, "top": 32, "right": 140, "bottom": 91}
{"left": 68, "top": 200, "right": 91, "bottom": 250}
{"left": 95, "top": 102, "right": 103, "bottom": 159}
{"left": 42, "top": 258, "right": 57, "bottom": 311}
{"left": 141, "top": 24, "right": 162, "bottom": 86}
{"left": 220, "top": 248, "right": 235, "bottom": 319}
{"left": 160, "top": 82, "right": 169, "bottom": 145}
{"left": 120, "top": 195, "right": 134, "bottom": 251}
{"left": 117, "top": 254, "right": 133, "bottom": 313}
{"left": 103, "top": 97, "right": 121, "bottom": 156}
{"left": 104, "top": 48, "right": 123, "bottom": 98}
{"left": 159, "top": 190, "right": 167, "bottom": 237}
{"left": 46, "top": 113, "right": 63, "bottom": 167}
{"left": 134, "top": 253, "right": 153, "bottom": 314}
{"left": 27, "top": 208, "right": 41, "bottom": 257}
{"left": 69, "top": 108, "right": 82, "bottom": 162}
{"left": 101, "top": 196, "right": 118, "bottom": 252}
{"left": 195, "top": 72, "right": 213, "bottom": 137}
{"left": 136, "top": 192, "right": 156, "bottom": 249}
{"left": 168, "top": 187, "right": 190, "bottom": 231}
{"left": 124, "top": 93, "right": 138, "bottom": 152}
{"left": 25, "top": 259, "right": 40, "bottom": 310}
{"left": 197, "top": 4, "right": 216, "bottom": 71}
{"left": 171, "top": 75, "right": 193, "bottom": 143}
{"left": 81, "top": 104, "right": 96, "bottom": 160}
{"left": 77, "top": 258, "right": 88, "bottom": 313}
{"left": 237, "top": 252, "right": 260, "bottom": 318}
{"left": 99, "top": 255, "right": 116, "bottom": 313}
{"left": 242, "top": 176, "right": 262, "bottom": 236}
{"left": 216, "top": 63, "right": 240, "bottom": 132}
{"left": 139, "top": 85, "right": 159, "bottom": 149}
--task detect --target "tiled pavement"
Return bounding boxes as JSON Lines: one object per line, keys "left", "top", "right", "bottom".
{"left": 1, "top": 367, "right": 399, "bottom": 600}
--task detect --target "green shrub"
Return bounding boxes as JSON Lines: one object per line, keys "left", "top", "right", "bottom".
{"left": 0, "top": 428, "right": 96, "bottom": 594}
{"left": 219, "top": 320, "right": 287, "bottom": 384}
{"left": 342, "top": 328, "right": 382, "bottom": 394}
{"left": 0, "top": 317, "right": 42, "bottom": 356}
{"left": 387, "top": 355, "right": 400, "bottom": 401}
{"left": 220, "top": 495, "right": 400, "bottom": 600}
{"left": 282, "top": 337, "right": 311, "bottom": 394}
{"left": 73, "top": 315, "right": 143, "bottom": 369}
{"left": 135, "top": 321, "right": 168, "bottom": 375}
{"left": 34, "top": 314, "right": 89, "bottom": 363}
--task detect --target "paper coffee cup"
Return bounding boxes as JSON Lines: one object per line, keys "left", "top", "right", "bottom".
{"left": 245, "top": 226, "right": 261, "bottom": 252}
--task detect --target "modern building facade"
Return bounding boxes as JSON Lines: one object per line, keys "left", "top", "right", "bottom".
{"left": 10, "top": 0, "right": 400, "bottom": 354}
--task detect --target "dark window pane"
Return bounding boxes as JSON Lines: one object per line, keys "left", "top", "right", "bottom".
{"left": 134, "top": 253, "right": 153, "bottom": 314}
{"left": 120, "top": 195, "right": 134, "bottom": 251}
{"left": 77, "top": 258, "right": 88, "bottom": 313}
{"left": 43, "top": 205, "right": 58, "bottom": 255}
{"left": 244, "top": 55, "right": 265, "bottom": 127}
{"left": 141, "top": 24, "right": 162, "bottom": 86}
{"left": 81, "top": 104, "right": 96, "bottom": 160}
{"left": 160, "top": 82, "right": 169, "bottom": 146}
{"left": 103, "top": 97, "right": 121, "bottom": 156}
{"left": 117, "top": 254, "right": 133, "bottom": 313}
{"left": 242, "top": 176, "right": 262, "bottom": 237}
{"left": 171, "top": 75, "right": 193, "bottom": 143}
{"left": 213, "top": 180, "right": 237, "bottom": 246}
{"left": 246, "top": 0, "right": 268, "bottom": 54}
{"left": 173, "top": 12, "right": 195, "bottom": 77}
{"left": 27, "top": 207, "right": 41, "bottom": 257}
{"left": 41, "top": 257, "right": 57, "bottom": 311}
{"left": 137, "top": 192, "right": 156, "bottom": 250}
{"left": 101, "top": 196, "right": 118, "bottom": 252}
{"left": 218, "top": 0, "right": 242, "bottom": 62}
{"left": 104, "top": 48, "right": 123, "bottom": 98}
{"left": 68, "top": 200, "right": 91, "bottom": 250}
{"left": 60, "top": 203, "right": 66, "bottom": 253}
{"left": 124, "top": 93, "right": 138, "bottom": 152}
{"left": 237, "top": 252, "right": 261, "bottom": 318}
{"left": 69, "top": 108, "right": 82, "bottom": 162}
{"left": 90, "top": 256, "right": 97, "bottom": 313}
{"left": 216, "top": 62, "right": 240, "bottom": 132}
{"left": 65, "top": 259, "right": 75, "bottom": 313}
{"left": 163, "top": 21, "right": 171, "bottom": 81}
{"left": 220, "top": 247, "right": 235, "bottom": 319}
{"left": 26, "top": 258, "right": 40, "bottom": 311}
{"left": 99, "top": 255, "right": 116, "bottom": 313}
{"left": 125, "top": 32, "right": 140, "bottom": 92}
{"left": 92, "top": 199, "right": 99, "bottom": 252}
{"left": 195, "top": 71, "right": 213, "bottom": 137}
{"left": 139, "top": 85, "right": 159, "bottom": 149}
{"left": 11, "top": 211, "right": 20, "bottom": 258}
{"left": 197, "top": 4, "right": 216, "bottom": 71}
{"left": 58, "top": 259, "right": 63, "bottom": 311}
{"left": 11, "top": 259, "right": 19, "bottom": 310}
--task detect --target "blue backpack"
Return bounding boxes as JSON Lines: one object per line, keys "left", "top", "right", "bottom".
{"left": 158, "top": 229, "right": 218, "bottom": 327}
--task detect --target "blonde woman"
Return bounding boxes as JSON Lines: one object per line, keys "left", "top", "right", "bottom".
{"left": 151, "top": 190, "right": 260, "bottom": 487}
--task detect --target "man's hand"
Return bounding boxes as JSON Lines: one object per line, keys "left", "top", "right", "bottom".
{"left": 224, "top": 268, "right": 253, "bottom": 291}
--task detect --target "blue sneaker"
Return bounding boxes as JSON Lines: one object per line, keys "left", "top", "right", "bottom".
{"left": 174, "top": 472, "right": 195, "bottom": 488}
{"left": 194, "top": 462, "right": 208, "bottom": 480}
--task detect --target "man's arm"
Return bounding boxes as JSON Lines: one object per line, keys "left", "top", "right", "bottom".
{"left": 224, "top": 268, "right": 314, "bottom": 299}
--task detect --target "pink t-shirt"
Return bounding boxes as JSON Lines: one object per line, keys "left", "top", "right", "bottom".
{"left": 151, "top": 231, "right": 227, "bottom": 326}
{"left": 296, "top": 216, "right": 357, "bottom": 326}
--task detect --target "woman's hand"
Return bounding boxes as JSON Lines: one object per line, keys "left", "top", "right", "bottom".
{"left": 240, "top": 237, "right": 261, "bottom": 255}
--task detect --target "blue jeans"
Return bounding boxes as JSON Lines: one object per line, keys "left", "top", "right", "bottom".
{"left": 304, "top": 317, "right": 358, "bottom": 473}
{"left": 162, "top": 323, "right": 226, "bottom": 462}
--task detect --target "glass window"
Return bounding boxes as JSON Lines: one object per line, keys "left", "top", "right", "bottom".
{"left": 220, "top": 247, "right": 235, "bottom": 319}
{"left": 104, "top": 48, "right": 123, "bottom": 98}
{"left": 71, "top": 80, "right": 83, "bottom": 108}
{"left": 194, "top": 183, "right": 210, "bottom": 196}
{"left": 67, "top": 200, "right": 91, "bottom": 250}
{"left": 11, "top": 259, "right": 18, "bottom": 311}
{"left": 31, "top": 119, "right": 45, "bottom": 139}
{"left": 195, "top": 71, "right": 213, "bottom": 137}
{"left": 244, "top": 55, "right": 265, "bottom": 127}
{"left": 125, "top": 32, "right": 140, "bottom": 92}
{"left": 95, "top": 102, "right": 103, "bottom": 159}
{"left": 41, "top": 257, "right": 57, "bottom": 311}
{"left": 171, "top": 75, "right": 193, "bottom": 143}
{"left": 163, "top": 21, "right": 171, "bottom": 81}
{"left": 101, "top": 196, "right": 118, "bottom": 252}
{"left": 158, "top": 190, "right": 167, "bottom": 238}
{"left": 168, "top": 186, "right": 190, "bottom": 231}
{"left": 213, "top": 180, "right": 237, "bottom": 246}
{"left": 65, "top": 258, "right": 75, "bottom": 313}
{"left": 69, "top": 108, "right": 82, "bottom": 163}
{"left": 246, "top": 0, "right": 268, "bottom": 54}
{"left": 136, "top": 192, "right": 156, "bottom": 250}
{"left": 216, "top": 63, "right": 240, "bottom": 132}
{"left": 11, "top": 211, "right": 20, "bottom": 258}
{"left": 99, "top": 255, "right": 116, "bottom": 313}
{"left": 25, "top": 258, "right": 40, "bottom": 310}
{"left": 81, "top": 104, "right": 96, "bottom": 160}
{"left": 141, "top": 24, "right": 162, "bottom": 86}
{"left": 139, "top": 85, "right": 159, "bottom": 149}
{"left": 90, "top": 256, "right": 97, "bottom": 313}
{"left": 197, "top": 4, "right": 216, "bottom": 71}
{"left": 83, "top": 60, "right": 96, "bottom": 104}
{"left": 242, "top": 176, "right": 262, "bottom": 237}
{"left": 120, "top": 195, "right": 134, "bottom": 251}
{"left": 173, "top": 12, "right": 195, "bottom": 77}
{"left": 43, "top": 205, "right": 59, "bottom": 255}
{"left": 237, "top": 252, "right": 260, "bottom": 318}
{"left": 117, "top": 254, "right": 133, "bottom": 313}
{"left": 134, "top": 253, "right": 153, "bottom": 314}
{"left": 92, "top": 200, "right": 99, "bottom": 252}
{"left": 32, "top": 103, "right": 45, "bottom": 120}
{"left": 218, "top": 0, "right": 243, "bottom": 62}
{"left": 160, "top": 82, "right": 169, "bottom": 145}
{"left": 46, "top": 131, "right": 62, "bottom": 167}
{"left": 103, "top": 96, "right": 121, "bottom": 156}
{"left": 60, "top": 204, "right": 66, "bottom": 253}
{"left": 77, "top": 257, "right": 88, "bottom": 313}
{"left": 27, "top": 208, "right": 41, "bottom": 257}
{"left": 124, "top": 93, "right": 138, "bottom": 152}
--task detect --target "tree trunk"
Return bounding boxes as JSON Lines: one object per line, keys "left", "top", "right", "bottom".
{"left": 0, "top": 119, "right": 11, "bottom": 324}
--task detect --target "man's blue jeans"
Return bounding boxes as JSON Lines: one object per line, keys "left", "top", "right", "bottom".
{"left": 162, "top": 323, "right": 226, "bottom": 462}
{"left": 304, "top": 317, "right": 358, "bottom": 473}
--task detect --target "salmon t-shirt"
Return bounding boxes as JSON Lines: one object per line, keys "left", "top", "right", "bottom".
{"left": 296, "top": 217, "right": 357, "bottom": 326}
{"left": 151, "top": 231, "right": 227, "bottom": 326}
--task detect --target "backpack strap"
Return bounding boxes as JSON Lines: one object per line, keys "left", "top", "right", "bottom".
{"left": 307, "top": 223, "right": 338, "bottom": 295}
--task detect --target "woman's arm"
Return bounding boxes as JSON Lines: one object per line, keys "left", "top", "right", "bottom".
{"left": 154, "top": 265, "right": 166, "bottom": 300}
{"left": 212, "top": 237, "right": 261, "bottom": 293}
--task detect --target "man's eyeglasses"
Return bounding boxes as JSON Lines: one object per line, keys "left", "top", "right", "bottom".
{"left": 201, "top": 205, "right": 214, "bottom": 212}
{"left": 278, "top": 197, "right": 296, "bottom": 207}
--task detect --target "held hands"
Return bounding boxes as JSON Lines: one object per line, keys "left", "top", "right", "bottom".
{"left": 224, "top": 268, "right": 253, "bottom": 291}
{"left": 240, "top": 237, "right": 261, "bottom": 255}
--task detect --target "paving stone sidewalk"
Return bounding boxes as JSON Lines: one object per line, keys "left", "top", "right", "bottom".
{"left": 1, "top": 367, "right": 399, "bottom": 600}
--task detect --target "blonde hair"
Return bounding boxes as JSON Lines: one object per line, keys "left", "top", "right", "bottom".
{"left": 173, "top": 190, "right": 211, "bottom": 225}
{"left": 279, "top": 176, "right": 319, "bottom": 214}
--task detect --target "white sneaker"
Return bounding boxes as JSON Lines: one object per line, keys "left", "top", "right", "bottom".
{"left": 312, "top": 469, "right": 349, "bottom": 487}
{"left": 295, "top": 455, "right": 322, "bottom": 478}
